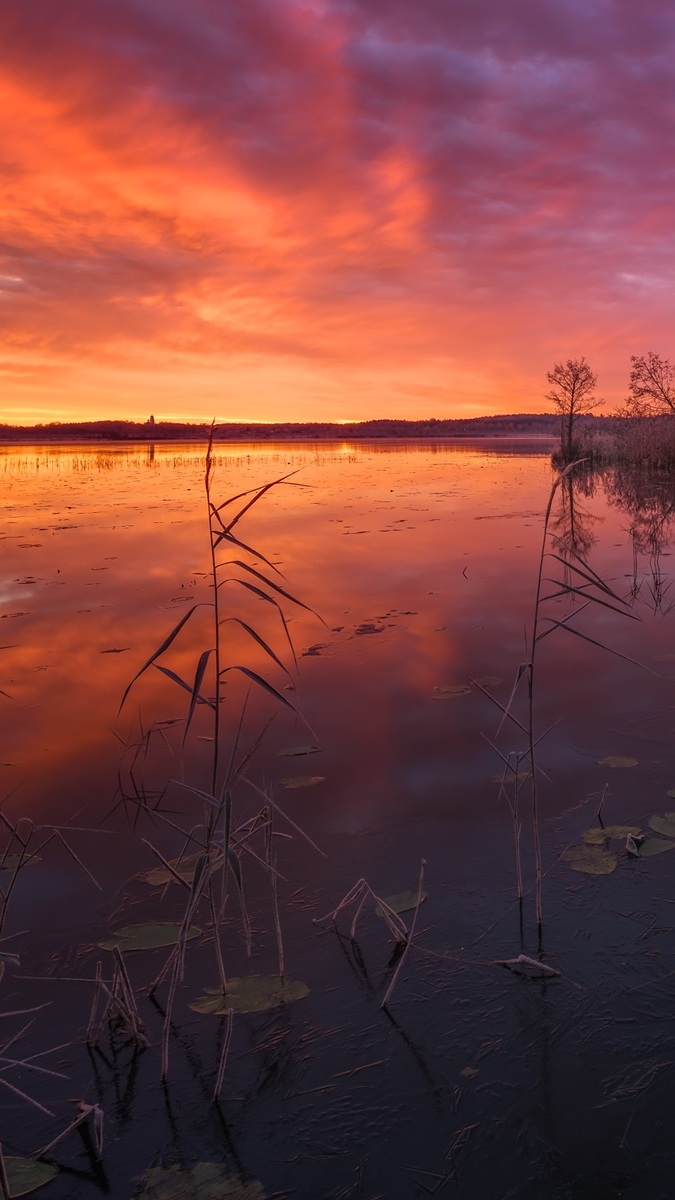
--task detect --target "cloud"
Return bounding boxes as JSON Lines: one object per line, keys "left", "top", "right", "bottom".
{"left": 2, "top": 0, "right": 675, "bottom": 420}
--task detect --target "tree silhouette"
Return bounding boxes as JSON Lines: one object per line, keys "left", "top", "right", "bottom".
{"left": 624, "top": 351, "right": 675, "bottom": 417}
{"left": 545, "top": 357, "right": 602, "bottom": 459}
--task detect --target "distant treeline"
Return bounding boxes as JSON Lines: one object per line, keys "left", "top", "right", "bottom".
{"left": 0, "top": 413, "right": 602, "bottom": 443}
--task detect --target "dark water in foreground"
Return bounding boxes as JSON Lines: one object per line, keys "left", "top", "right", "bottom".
{"left": 2, "top": 440, "right": 675, "bottom": 1198}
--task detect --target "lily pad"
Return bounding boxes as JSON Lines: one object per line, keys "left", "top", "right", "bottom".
{"left": 0, "top": 854, "right": 41, "bottom": 873}
{"left": 99, "top": 922, "right": 201, "bottom": 952}
{"left": 190, "top": 976, "right": 309, "bottom": 1015}
{"left": 375, "top": 890, "right": 427, "bottom": 916}
{"left": 135, "top": 1162, "right": 265, "bottom": 1200}
{"left": 473, "top": 675, "right": 503, "bottom": 688}
{"left": 584, "top": 824, "right": 641, "bottom": 844}
{"left": 634, "top": 837, "right": 675, "bottom": 857}
{"left": 4, "top": 1158, "right": 58, "bottom": 1198}
{"left": 597, "top": 756, "right": 639, "bottom": 769}
{"left": 432, "top": 684, "right": 472, "bottom": 699}
{"left": 280, "top": 776, "right": 325, "bottom": 789}
{"left": 649, "top": 812, "right": 675, "bottom": 838}
{"left": 277, "top": 745, "right": 321, "bottom": 757}
{"left": 561, "top": 845, "right": 617, "bottom": 875}
{"left": 140, "top": 853, "right": 218, "bottom": 887}
{"left": 491, "top": 771, "right": 531, "bottom": 784}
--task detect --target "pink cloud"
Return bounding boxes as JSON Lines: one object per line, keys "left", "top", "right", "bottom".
{"left": 2, "top": 0, "right": 675, "bottom": 420}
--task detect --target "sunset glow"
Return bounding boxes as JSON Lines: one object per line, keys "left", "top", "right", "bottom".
{"left": 2, "top": 1, "right": 675, "bottom": 423}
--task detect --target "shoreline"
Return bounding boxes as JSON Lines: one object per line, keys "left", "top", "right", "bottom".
{"left": 0, "top": 433, "right": 560, "bottom": 447}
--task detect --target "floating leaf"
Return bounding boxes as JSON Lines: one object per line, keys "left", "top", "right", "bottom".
{"left": 473, "top": 675, "right": 503, "bottom": 687}
{"left": 460, "top": 1066, "right": 479, "bottom": 1078}
{"left": 375, "top": 890, "right": 427, "bottom": 916}
{"left": 649, "top": 813, "right": 675, "bottom": 838}
{"left": 635, "top": 837, "right": 675, "bottom": 857}
{"left": 597, "top": 756, "right": 639, "bottom": 769}
{"left": 277, "top": 745, "right": 321, "bottom": 757}
{"left": 561, "top": 846, "right": 617, "bottom": 875}
{"left": 583, "top": 824, "right": 640, "bottom": 844}
{"left": 432, "top": 684, "right": 472, "bottom": 699}
{"left": 301, "top": 643, "right": 325, "bottom": 656}
{"left": 99, "top": 922, "right": 201, "bottom": 952}
{"left": 0, "top": 854, "right": 41, "bottom": 873}
{"left": 491, "top": 771, "right": 531, "bottom": 784}
{"left": 4, "top": 1158, "right": 58, "bottom": 1198}
{"left": 280, "top": 776, "right": 325, "bottom": 789}
{"left": 190, "top": 976, "right": 309, "bottom": 1014}
{"left": 139, "top": 853, "right": 218, "bottom": 887}
{"left": 135, "top": 1162, "right": 265, "bottom": 1200}
{"left": 499, "top": 954, "right": 561, "bottom": 978}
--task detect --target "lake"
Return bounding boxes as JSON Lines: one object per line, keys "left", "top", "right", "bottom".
{"left": 2, "top": 439, "right": 675, "bottom": 1199}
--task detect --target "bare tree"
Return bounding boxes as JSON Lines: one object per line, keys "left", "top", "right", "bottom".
{"left": 545, "top": 357, "right": 603, "bottom": 459}
{"left": 624, "top": 351, "right": 675, "bottom": 417}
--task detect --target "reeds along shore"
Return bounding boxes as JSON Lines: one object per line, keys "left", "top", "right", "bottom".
{"left": 556, "top": 415, "right": 675, "bottom": 470}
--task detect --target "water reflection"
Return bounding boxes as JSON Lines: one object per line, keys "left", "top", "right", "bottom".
{"left": 2, "top": 441, "right": 675, "bottom": 896}
{"left": 0, "top": 442, "right": 554, "bottom": 837}
{"left": 548, "top": 460, "right": 675, "bottom": 613}
{"left": 550, "top": 467, "right": 601, "bottom": 562}
{"left": 0, "top": 435, "right": 555, "bottom": 480}
{"left": 5, "top": 442, "right": 675, "bottom": 1200}
{"left": 601, "top": 462, "right": 675, "bottom": 612}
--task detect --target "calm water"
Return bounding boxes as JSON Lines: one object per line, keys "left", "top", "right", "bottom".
{"left": 3, "top": 440, "right": 675, "bottom": 1199}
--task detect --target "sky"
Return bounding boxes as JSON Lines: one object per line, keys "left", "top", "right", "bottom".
{"left": 2, "top": 0, "right": 675, "bottom": 425}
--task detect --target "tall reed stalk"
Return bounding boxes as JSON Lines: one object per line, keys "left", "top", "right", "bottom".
{"left": 527, "top": 473, "right": 561, "bottom": 937}
{"left": 484, "top": 461, "right": 639, "bottom": 951}
{"left": 120, "top": 428, "right": 320, "bottom": 1075}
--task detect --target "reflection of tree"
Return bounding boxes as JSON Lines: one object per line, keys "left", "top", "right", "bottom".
{"left": 549, "top": 464, "right": 600, "bottom": 563}
{"left": 603, "top": 463, "right": 675, "bottom": 612}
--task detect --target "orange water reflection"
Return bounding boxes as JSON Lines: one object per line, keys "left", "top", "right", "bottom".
{"left": 1, "top": 441, "right": 669, "bottom": 871}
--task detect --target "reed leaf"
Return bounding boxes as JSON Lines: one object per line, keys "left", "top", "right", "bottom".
{"left": 213, "top": 470, "right": 300, "bottom": 531}
{"left": 154, "top": 664, "right": 216, "bottom": 708}
{"left": 119, "top": 604, "right": 203, "bottom": 712}
{"left": 541, "top": 582, "right": 638, "bottom": 620}
{"left": 219, "top": 666, "right": 298, "bottom": 714}
{"left": 547, "top": 552, "right": 625, "bottom": 601}
{"left": 218, "top": 560, "right": 324, "bottom": 621}
{"left": 534, "top": 600, "right": 592, "bottom": 643}
{"left": 219, "top": 618, "right": 293, "bottom": 683}
{"left": 182, "top": 649, "right": 214, "bottom": 746}
{"left": 537, "top": 617, "right": 650, "bottom": 670}
{"left": 227, "top": 579, "right": 298, "bottom": 666}
{"left": 212, "top": 526, "right": 282, "bottom": 576}
{"left": 494, "top": 661, "right": 530, "bottom": 737}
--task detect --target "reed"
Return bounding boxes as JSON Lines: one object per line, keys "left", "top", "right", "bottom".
{"left": 313, "top": 866, "right": 426, "bottom": 1007}
{"left": 118, "top": 427, "right": 321, "bottom": 1081}
{"left": 35, "top": 1101, "right": 104, "bottom": 1161}
{"left": 481, "top": 461, "right": 640, "bottom": 952}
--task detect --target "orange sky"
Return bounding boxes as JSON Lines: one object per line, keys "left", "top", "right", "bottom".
{"left": 2, "top": 1, "right": 675, "bottom": 424}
